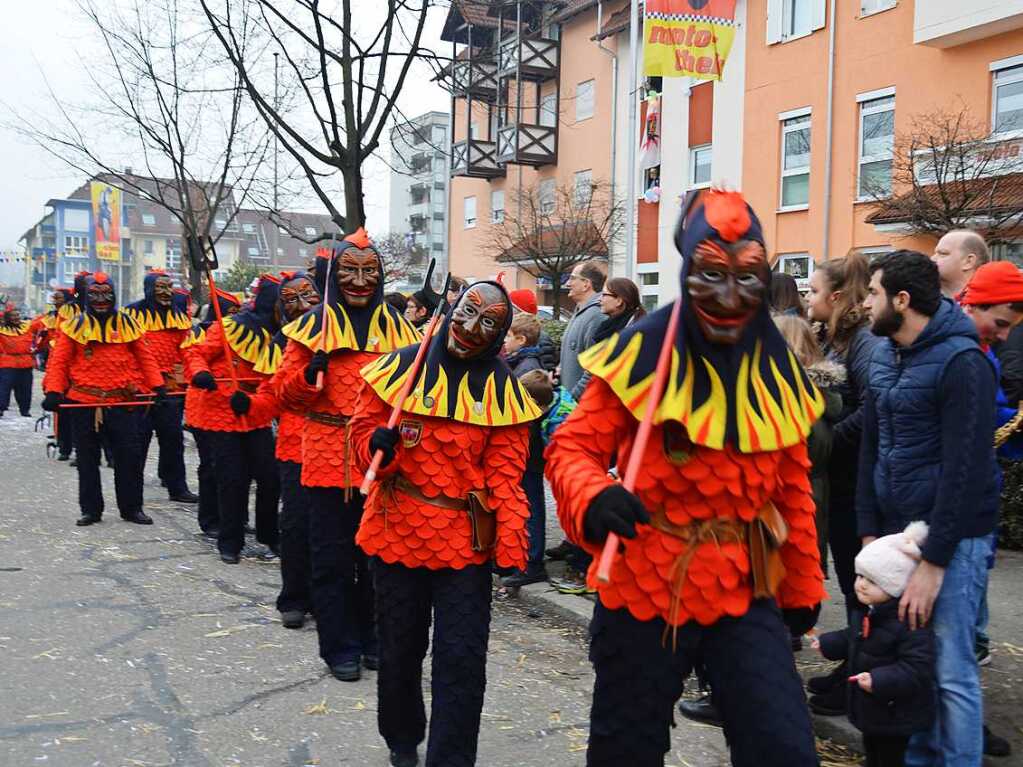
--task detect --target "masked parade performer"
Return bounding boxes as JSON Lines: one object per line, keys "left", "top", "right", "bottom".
{"left": 545, "top": 190, "right": 825, "bottom": 767}
{"left": 271, "top": 229, "right": 419, "bottom": 680}
{"left": 42, "top": 273, "right": 165, "bottom": 527}
{"left": 34, "top": 289, "right": 77, "bottom": 458}
{"left": 181, "top": 289, "right": 242, "bottom": 538}
{"left": 240, "top": 270, "right": 321, "bottom": 629}
{"left": 125, "top": 270, "right": 199, "bottom": 503}
{"left": 0, "top": 303, "right": 37, "bottom": 417}
{"left": 352, "top": 280, "right": 541, "bottom": 767}
{"left": 188, "top": 274, "right": 282, "bottom": 563}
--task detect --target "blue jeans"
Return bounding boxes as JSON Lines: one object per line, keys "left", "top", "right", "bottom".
{"left": 522, "top": 470, "right": 546, "bottom": 574}
{"left": 905, "top": 534, "right": 992, "bottom": 767}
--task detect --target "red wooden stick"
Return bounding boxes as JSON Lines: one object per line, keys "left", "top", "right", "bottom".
{"left": 315, "top": 243, "right": 335, "bottom": 391}
{"left": 204, "top": 266, "right": 247, "bottom": 428}
{"left": 596, "top": 297, "right": 683, "bottom": 584}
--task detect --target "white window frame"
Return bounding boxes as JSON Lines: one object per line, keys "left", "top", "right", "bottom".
{"left": 992, "top": 61, "right": 1023, "bottom": 137}
{"left": 469, "top": 121, "right": 480, "bottom": 139}
{"left": 574, "top": 169, "right": 593, "bottom": 206}
{"left": 859, "top": 0, "right": 896, "bottom": 18}
{"left": 538, "top": 179, "right": 556, "bottom": 215}
{"left": 214, "top": 218, "right": 227, "bottom": 230}
{"left": 248, "top": 246, "right": 261, "bottom": 258}
{"left": 540, "top": 94, "right": 558, "bottom": 127}
{"left": 779, "top": 109, "right": 812, "bottom": 211}
{"left": 463, "top": 196, "right": 477, "bottom": 229}
{"left": 774, "top": 252, "right": 813, "bottom": 290}
{"left": 767, "top": 0, "right": 825, "bottom": 45}
{"left": 857, "top": 93, "right": 895, "bottom": 201}
{"left": 242, "top": 222, "right": 255, "bottom": 234}
{"left": 576, "top": 80, "right": 595, "bottom": 122}
{"left": 491, "top": 190, "right": 505, "bottom": 224}
{"left": 141, "top": 213, "right": 156, "bottom": 226}
{"left": 689, "top": 144, "right": 713, "bottom": 189}
{"left": 637, "top": 263, "right": 660, "bottom": 311}
{"left": 304, "top": 226, "right": 317, "bottom": 237}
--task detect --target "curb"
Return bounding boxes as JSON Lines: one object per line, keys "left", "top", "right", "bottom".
{"left": 514, "top": 581, "right": 864, "bottom": 755}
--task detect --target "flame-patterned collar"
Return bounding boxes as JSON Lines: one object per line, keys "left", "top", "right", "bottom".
{"left": 123, "top": 303, "right": 192, "bottom": 332}
{"left": 254, "top": 330, "right": 287, "bottom": 375}
{"left": 0, "top": 321, "right": 31, "bottom": 336}
{"left": 62, "top": 310, "right": 145, "bottom": 346}
{"left": 282, "top": 301, "right": 419, "bottom": 355}
{"left": 179, "top": 325, "right": 206, "bottom": 350}
{"left": 220, "top": 315, "right": 273, "bottom": 365}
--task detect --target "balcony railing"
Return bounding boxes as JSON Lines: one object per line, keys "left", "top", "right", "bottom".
{"left": 451, "top": 139, "right": 506, "bottom": 179}
{"left": 496, "top": 123, "right": 557, "bottom": 167}
{"left": 498, "top": 34, "right": 559, "bottom": 81}
{"left": 452, "top": 58, "right": 499, "bottom": 101}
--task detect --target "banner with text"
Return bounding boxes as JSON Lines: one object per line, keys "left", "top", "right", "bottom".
{"left": 643, "top": 0, "right": 737, "bottom": 81}
{"left": 91, "top": 181, "right": 122, "bottom": 262}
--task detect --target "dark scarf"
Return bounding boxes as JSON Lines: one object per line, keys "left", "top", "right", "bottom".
{"left": 579, "top": 191, "right": 822, "bottom": 453}
{"left": 593, "top": 309, "right": 638, "bottom": 344}
{"left": 255, "top": 271, "right": 319, "bottom": 375}
{"left": 124, "top": 271, "right": 192, "bottom": 331}
{"left": 361, "top": 280, "right": 543, "bottom": 427}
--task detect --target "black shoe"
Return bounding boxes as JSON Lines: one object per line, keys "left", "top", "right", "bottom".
{"left": 808, "top": 661, "right": 847, "bottom": 695}
{"left": 389, "top": 750, "right": 419, "bottom": 767}
{"left": 678, "top": 694, "right": 723, "bottom": 728}
{"left": 985, "top": 725, "right": 1012, "bottom": 757}
{"left": 501, "top": 569, "right": 548, "bottom": 588}
{"left": 545, "top": 540, "right": 574, "bottom": 561}
{"left": 168, "top": 490, "right": 199, "bottom": 503}
{"left": 57, "top": 454, "right": 70, "bottom": 462}
{"left": 76, "top": 515, "right": 101, "bottom": 526}
{"left": 122, "top": 511, "right": 153, "bottom": 525}
{"left": 280, "top": 610, "right": 305, "bottom": 629}
{"left": 363, "top": 654, "right": 379, "bottom": 671}
{"left": 220, "top": 552, "right": 240, "bottom": 564}
{"left": 69, "top": 458, "right": 78, "bottom": 467}
{"left": 330, "top": 661, "right": 361, "bottom": 682}
{"left": 20, "top": 411, "right": 31, "bottom": 417}
{"left": 808, "top": 684, "right": 847, "bottom": 716}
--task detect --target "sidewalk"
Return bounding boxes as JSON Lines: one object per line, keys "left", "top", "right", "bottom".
{"left": 522, "top": 501, "right": 1023, "bottom": 762}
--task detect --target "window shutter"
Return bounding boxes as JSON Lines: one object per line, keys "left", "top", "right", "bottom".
{"left": 811, "top": 0, "right": 827, "bottom": 31}
{"left": 766, "top": 0, "right": 783, "bottom": 44}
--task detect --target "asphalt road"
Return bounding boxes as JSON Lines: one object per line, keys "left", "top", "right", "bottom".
{"left": 0, "top": 411, "right": 733, "bottom": 767}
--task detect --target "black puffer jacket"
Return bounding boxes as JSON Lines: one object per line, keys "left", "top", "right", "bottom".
{"left": 537, "top": 331, "right": 559, "bottom": 372}
{"left": 818, "top": 600, "right": 936, "bottom": 736}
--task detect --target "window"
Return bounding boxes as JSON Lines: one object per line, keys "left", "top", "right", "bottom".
{"left": 304, "top": 226, "right": 317, "bottom": 237}
{"left": 242, "top": 222, "right": 255, "bottom": 234}
{"left": 64, "top": 256, "right": 89, "bottom": 275}
{"left": 858, "top": 94, "right": 894, "bottom": 199}
{"left": 464, "top": 196, "right": 477, "bottom": 228}
{"left": 214, "top": 218, "right": 227, "bottom": 230}
{"left": 143, "top": 239, "right": 154, "bottom": 256}
{"left": 773, "top": 252, "right": 812, "bottom": 289}
{"left": 780, "top": 112, "right": 811, "bottom": 209}
{"left": 574, "top": 170, "right": 593, "bottom": 205}
{"left": 767, "top": 0, "right": 824, "bottom": 44}
{"left": 432, "top": 125, "right": 447, "bottom": 145}
{"left": 64, "top": 235, "right": 87, "bottom": 253}
{"left": 142, "top": 213, "right": 156, "bottom": 226}
{"left": 277, "top": 247, "right": 284, "bottom": 257}
{"left": 539, "top": 179, "right": 556, "bottom": 214}
{"left": 470, "top": 121, "right": 480, "bottom": 140}
{"left": 639, "top": 272, "right": 660, "bottom": 286}
{"left": 540, "top": 94, "right": 557, "bottom": 127}
{"left": 491, "top": 190, "right": 505, "bottom": 223}
{"left": 784, "top": 0, "right": 812, "bottom": 38}
{"left": 278, "top": 226, "right": 288, "bottom": 235}
{"left": 690, "top": 145, "right": 712, "bottom": 188}
{"left": 166, "top": 239, "right": 182, "bottom": 270}
{"left": 248, "top": 246, "right": 262, "bottom": 258}
{"left": 298, "top": 248, "right": 309, "bottom": 260}
{"left": 993, "top": 63, "right": 1023, "bottom": 135}
{"left": 576, "top": 80, "right": 595, "bottom": 122}
{"left": 860, "top": 0, "right": 896, "bottom": 16}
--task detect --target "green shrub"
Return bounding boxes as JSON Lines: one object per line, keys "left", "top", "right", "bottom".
{"left": 540, "top": 318, "right": 566, "bottom": 356}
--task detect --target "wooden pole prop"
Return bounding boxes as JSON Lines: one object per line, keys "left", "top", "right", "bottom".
{"left": 314, "top": 236, "right": 336, "bottom": 392}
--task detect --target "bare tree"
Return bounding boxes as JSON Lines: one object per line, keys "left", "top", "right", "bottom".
{"left": 10, "top": 0, "right": 271, "bottom": 297}
{"left": 374, "top": 232, "right": 429, "bottom": 288}
{"left": 485, "top": 180, "right": 625, "bottom": 312}
{"left": 198, "top": 0, "right": 444, "bottom": 237}
{"left": 868, "top": 106, "right": 1023, "bottom": 243}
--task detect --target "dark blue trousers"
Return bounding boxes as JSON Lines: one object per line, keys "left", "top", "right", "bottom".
{"left": 307, "top": 487, "right": 375, "bottom": 666}
{"left": 67, "top": 405, "right": 145, "bottom": 519}
{"left": 0, "top": 368, "right": 32, "bottom": 415}
{"left": 587, "top": 600, "right": 817, "bottom": 767}
{"left": 522, "top": 470, "right": 546, "bottom": 573}
{"left": 190, "top": 428, "right": 219, "bottom": 533}
{"left": 276, "top": 460, "right": 312, "bottom": 614}
{"left": 374, "top": 559, "right": 492, "bottom": 767}
{"left": 211, "top": 428, "right": 279, "bottom": 556}
{"left": 140, "top": 397, "right": 189, "bottom": 495}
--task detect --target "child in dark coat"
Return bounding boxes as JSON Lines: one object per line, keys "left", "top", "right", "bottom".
{"left": 815, "top": 522, "right": 936, "bottom": 767}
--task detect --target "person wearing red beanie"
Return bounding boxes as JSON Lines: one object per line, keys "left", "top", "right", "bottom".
{"left": 509, "top": 288, "right": 538, "bottom": 315}
{"left": 960, "top": 260, "right": 1023, "bottom": 347}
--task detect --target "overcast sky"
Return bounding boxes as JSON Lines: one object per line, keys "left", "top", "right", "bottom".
{"left": 0, "top": 1, "right": 449, "bottom": 285}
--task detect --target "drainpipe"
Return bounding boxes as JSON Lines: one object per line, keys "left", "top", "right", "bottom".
{"left": 821, "top": 0, "right": 837, "bottom": 262}
{"left": 596, "top": 0, "right": 620, "bottom": 275}
{"left": 623, "top": 0, "right": 640, "bottom": 280}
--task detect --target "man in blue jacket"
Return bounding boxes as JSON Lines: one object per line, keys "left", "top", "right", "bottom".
{"left": 858, "top": 251, "right": 998, "bottom": 767}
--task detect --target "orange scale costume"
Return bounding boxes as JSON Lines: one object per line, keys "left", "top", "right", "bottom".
{"left": 545, "top": 190, "right": 826, "bottom": 767}
{"left": 0, "top": 307, "right": 37, "bottom": 417}
{"left": 351, "top": 279, "right": 541, "bottom": 767}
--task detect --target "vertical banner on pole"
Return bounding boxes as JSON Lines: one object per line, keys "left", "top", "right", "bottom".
{"left": 91, "top": 181, "right": 122, "bottom": 263}
{"left": 643, "top": 0, "right": 737, "bottom": 80}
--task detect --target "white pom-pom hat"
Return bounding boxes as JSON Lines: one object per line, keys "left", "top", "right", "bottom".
{"left": 854, "top": 521, "right": 930, "bottom": 598}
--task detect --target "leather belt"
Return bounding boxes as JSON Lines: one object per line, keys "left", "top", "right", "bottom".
{"left": 71, "top": 384, "right": 136, "bottom": 400}
{"left": 306, "top": 411, "right": 349, "bottom": 427}
{"left": 384, "top": 474, "right": 468, "bottom": 511}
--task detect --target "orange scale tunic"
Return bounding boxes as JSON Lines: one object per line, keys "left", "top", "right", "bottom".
{"left": 142, "top": 327, "right": 189, "bottom": 388}
{"left": 545, "top": 378, "right": 825, "bottom": 628}
{"left": 351, "top": 383, "right": 531, "bottom": 573}
{"left": 44, "top": 333, "right": 163, "bottom": 403}
{"left": 0, "top": 326, "right": 35, "bottom": 369}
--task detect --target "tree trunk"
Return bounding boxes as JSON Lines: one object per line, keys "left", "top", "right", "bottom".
{"left": 550, "top": 271, "right": 562, "bottom": 320}
{"left": 342, "top": 161, "right": 366, "bottom": 233}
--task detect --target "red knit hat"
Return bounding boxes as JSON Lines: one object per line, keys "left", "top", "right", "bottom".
{"left": 509, "top": 288, "right": 538, "bottom": 314}
{"left": 960, "top": 261, "right": 1023, "bottom": 306}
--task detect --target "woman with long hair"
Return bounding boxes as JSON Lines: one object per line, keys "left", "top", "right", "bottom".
{"left": 769, "top": 272, "right": 805, "bottom": 316}
{"left": 804, "top": 249, "right": 882, "bottom": 714}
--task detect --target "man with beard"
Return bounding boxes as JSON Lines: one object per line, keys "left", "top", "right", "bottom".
{"left": 859, "top": 251, "right": 999, "bottom": 767}
{"left": 241, "top": 271, "right": 321, "bottom": 629}
{"left": 273, "top": 229, "right": 418, "bottom": 677}
{"left": 181, "top": 289, "right": 242, "bottom": 537}
{"left": 125, "top": 270, "right": 199, "bottom": 503}
{"left": 41, "top": 273, "right": 165, "bottom": 526}
{"left": 0, "top": 304, "right": 36, "bottom": 417}
{"left": 545, "top": 190, "right": 825, "bottom": 767}
{"left": 352, "top": 280, "right": 541, "bottom": 767}
{"left": 188, "top": 274, "right": 282, "bottom": 564}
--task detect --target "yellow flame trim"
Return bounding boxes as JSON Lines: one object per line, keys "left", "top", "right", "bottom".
{"left": 254, "top": 340, "right": 283, "bottom": 376}
{"left": 63, "top": 311, "right": 145, "bottom": 345}
{"left": 0, "top": 321, "right": 31, "bottom": 336}
{"left": 282, "top": 303, "right": 420, "bottom": 354}
{"left": 179, "top": 326, "right": 206, "bottom": 350}
{"left": 124, "top": 307, "right": 192, "bottom": 332}
{"left": 221, "top": 316, "right": 271, "bottom": 365}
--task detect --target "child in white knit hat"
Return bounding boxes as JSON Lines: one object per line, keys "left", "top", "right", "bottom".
{"left": 814, "top": 522, "right": 937, "bottom": 767}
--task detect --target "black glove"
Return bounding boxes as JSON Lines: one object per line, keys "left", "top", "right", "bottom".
{"left": 152, "top": 386, "right": 168, "bottom": 405}
{"left": 42, "top": 392, "right": 63, "bottom": 412}
{"left": 582, "top": 485, "right": 651, "bottom": 544}
{"left": 369, "top": 426, "right": 400, "bottom": 469}
{"left": 191, "top": 371, "right": 217, "bottom": 391}
{"left": 230, "top": 390, "right": 251, "bottom": 416}
{"left": 304, "top": 350, "right": 329, "bottom": 386}
{"left": 782, "top": 604, "right": 821, "bottom": 637}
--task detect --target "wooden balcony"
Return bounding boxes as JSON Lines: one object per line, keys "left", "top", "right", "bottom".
{"left": 496, "top": 123, "right": 557, "bottom": 167}
{"left": 451, "top": 139, "right": 506, "bottom": 179}
{"left": 451, "top": 58, "right": 499, "bottom": 102}
{"left": 498, "top": 34, "right": 559, "bottom": 81}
